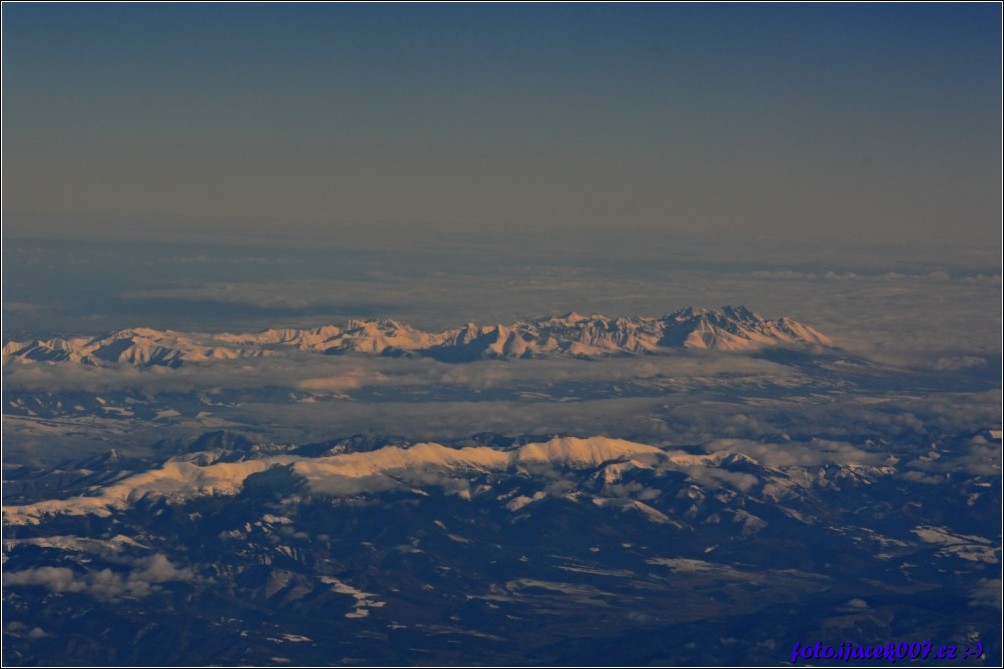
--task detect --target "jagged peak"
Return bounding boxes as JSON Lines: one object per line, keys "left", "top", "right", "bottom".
{"left": 669, "top": 304, "right": 758, "bottom": 320}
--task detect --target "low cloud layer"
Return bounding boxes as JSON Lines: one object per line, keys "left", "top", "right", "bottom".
{"left": 5, "top": 554, "right": 194, "bottom": 601}
{"left": 701, "top": 438, "right": 886, "bottom": 468}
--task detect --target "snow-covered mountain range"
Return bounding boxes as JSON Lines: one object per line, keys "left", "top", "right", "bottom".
{"left": 0, "top": 429, "right": 894, "bottom": 531}
{"left": 5, "top": 427, "right": 997, "bottom": 665}
{"left": 2, "top": 305, "right": 832, "bottom": 367}
{"left": 4, "top": 431, "right": 906, "bottom": 529}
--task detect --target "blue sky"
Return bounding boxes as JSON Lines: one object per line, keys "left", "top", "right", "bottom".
{"left": 3, "top": 3, "right": 1000, "bottom": 248}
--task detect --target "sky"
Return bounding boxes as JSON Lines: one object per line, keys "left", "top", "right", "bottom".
{"left": 1, "top": 3, "right": 1000, "bottom": 472}
{"left": 3, "top": 3, "right": 1001, "bottom": 249}
{"left": 1, "top": 3, "right": 1001, "bottom": 353}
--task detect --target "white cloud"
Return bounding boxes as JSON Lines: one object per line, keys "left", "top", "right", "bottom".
{"left": 5, "top": 554, "right": 194, "bottom": 601}
{"left": 701, "top": 438, "right": 885, "bottom": 468}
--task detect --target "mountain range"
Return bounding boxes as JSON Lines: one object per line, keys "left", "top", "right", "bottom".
{"left": 2, "top": 305, "right": 832, "bottom": 367}
{"left": 3, "top": 433, "right": 887, "bottom": 527}
{"left": 4, "top": 428, "right": 998, "bottom": 665}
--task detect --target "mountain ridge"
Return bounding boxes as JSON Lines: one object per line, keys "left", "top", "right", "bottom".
{"left": 2, "top": 432, "right": 891, "bottom": 527}
{"left": 3, "top": 305, "right": 833, "bottom": 367}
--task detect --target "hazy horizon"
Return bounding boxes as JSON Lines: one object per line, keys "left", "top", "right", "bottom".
{"left": 3, "top": 3, "right": 1000, "bottom": 250}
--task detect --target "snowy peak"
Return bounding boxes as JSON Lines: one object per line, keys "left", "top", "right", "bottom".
{"left": 662, "top": 305, "right": 833, "bottom": 351}
{"left": 3, "top": 306, "right": 831, "bottom": 367}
